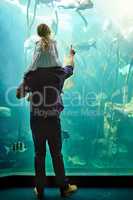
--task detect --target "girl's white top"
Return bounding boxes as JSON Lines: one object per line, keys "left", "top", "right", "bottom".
{"left": 25, "top": 39, "right": 62, "bottom": 74}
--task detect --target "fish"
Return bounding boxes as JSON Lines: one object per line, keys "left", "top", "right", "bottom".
{"left": 76, "top": 0, "right": 94, "bottom": 10}
{"left": 11, "top": 141, "right": 27, "bottom": 153}
{"left": 56, "top": 0, "right": 93, "bottom": 10}
{"left": 7, "top": 141, "right": 27, "bottom": 153}
{"left": 68, "top": 156, "right": 86, "bottom": 166}
{"left": 0, "top": 107, "right": 12, "bottom": 118}
{"left": 56, "top": 0, "right": 93, "bottom": 30}
{"left": 56, "top": 0, "right": 80, "bottom": 9}
{"left": 75, "top": 39, "right": 96, "bottom": 52}
{"left": 0, "top": 141, "right": 27, "bottom": 155}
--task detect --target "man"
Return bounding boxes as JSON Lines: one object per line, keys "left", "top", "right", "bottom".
{"left": 16, "top": 46, "right": 77, "bottom": 200}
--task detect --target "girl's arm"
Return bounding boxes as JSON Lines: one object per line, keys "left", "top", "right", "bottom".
{"left": 69, "top": 46, "right": 75, "bottom": 67}
{"left": 64, "top": 45, "right": 75, "bottom": 67}
{"left": 63, "top": 45, "right": 76, "bottom": 79}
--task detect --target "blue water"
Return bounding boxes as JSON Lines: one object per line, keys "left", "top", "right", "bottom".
{"left": 0, "top": 0, "right": 133, "bottom": 176}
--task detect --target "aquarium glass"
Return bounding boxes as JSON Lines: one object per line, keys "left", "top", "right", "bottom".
{"left": 0, "top": 0, "right": 133, "bottom": 176}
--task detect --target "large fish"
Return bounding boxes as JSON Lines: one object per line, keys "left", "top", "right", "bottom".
{"left": 77, "top": 0, "right": 93, "bottom": 10}
{"left": 56, "top": 0, "right": 93, "bottom": 30}
{"left": 75, "top": 39, "right": 96, "bottom": 52}
{"left": 56, "top": 0, "right": 93, "bottom": 10}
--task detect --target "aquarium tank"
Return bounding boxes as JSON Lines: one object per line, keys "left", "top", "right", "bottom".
{"left": 0, "top": 0, "right": 133, "bottom": 177}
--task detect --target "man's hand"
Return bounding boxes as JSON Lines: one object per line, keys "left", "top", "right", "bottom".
{"left": 16, "top": 82, "right": 28, "bottom": 99}
{"left": 16, "top": 88, "right": 26, "bottom": 99}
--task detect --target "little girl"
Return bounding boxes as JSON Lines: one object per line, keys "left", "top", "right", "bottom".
{"left": 17, "top": 23, "right": 75, "bottom": 98}
{"left": 25, "top": 23, "right": 62, "bottom": 74}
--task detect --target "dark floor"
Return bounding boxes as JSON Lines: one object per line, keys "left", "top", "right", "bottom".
{"left": 0, "top": 188, "right": 133, "bottom": 200}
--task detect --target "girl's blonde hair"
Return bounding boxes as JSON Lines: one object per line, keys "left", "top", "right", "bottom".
{"left": 37, "top": 23, "right": 51, "bottom": 50}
